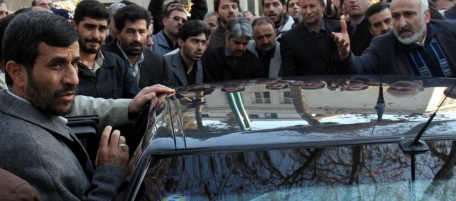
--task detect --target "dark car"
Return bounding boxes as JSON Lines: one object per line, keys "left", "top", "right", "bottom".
{"left": 121, "top": 75, "right": 456, "bottom": 201}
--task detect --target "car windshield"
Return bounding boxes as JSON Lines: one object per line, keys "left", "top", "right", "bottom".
{"left": 139, "top": 141, "right": 456, "bottom": 200}
{"left": 124, "top": 75, "right": 456, "bottom": 201}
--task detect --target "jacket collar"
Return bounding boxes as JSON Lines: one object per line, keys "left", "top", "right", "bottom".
{"left": 0, "top": 90, "right": 73, "bottom": 142}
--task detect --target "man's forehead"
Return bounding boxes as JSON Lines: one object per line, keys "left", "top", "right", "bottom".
{"left": 264, "top": 0, "right": 284, "bottom": 5}
{"left": 391, "top": 0, "right": 420, "bottom": 11}
{"left": 369, "top": 8, "right": 391, "bottom": 20}
{"left": 231, "top": 37, "right": 249, "bottom": 43}
{"left": 37, "top": 41, "right": 80, "bottom": 58}
{"left": 189, "top": 34, "right": 208, "bottom": 40}
{"left": 170, "top": 10, "right": 187, "bottom": 17}
{"left": 254, "top": 23, "right": 275, "bottom": 32}
{"left": 81, "top": 17, "right": 108, "bottom": 26}
{"left": 37, "top": 0, "right": 52, "bottom": 4}
{"left": 220, "top": 0, "right": 239, "bottom": 6}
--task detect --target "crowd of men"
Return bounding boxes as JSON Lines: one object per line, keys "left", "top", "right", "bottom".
{"left": 0, "top": 0, "right": 456, "bottom": 199}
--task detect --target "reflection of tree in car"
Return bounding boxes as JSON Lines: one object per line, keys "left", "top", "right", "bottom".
{"left": 386, "top": 80, "right": 424, "bottom": 98}
{"left": 140, "top": 142, "right": 441, "bottom": 200}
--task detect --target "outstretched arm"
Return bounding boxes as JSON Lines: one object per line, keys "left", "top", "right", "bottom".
{"left": 331, "top": 20, "right": 351, "bottom": 61}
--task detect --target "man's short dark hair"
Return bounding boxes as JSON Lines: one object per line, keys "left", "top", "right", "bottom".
{"left": 365, "top": 2, "right": 390, "bottom": 26}
{"left": 177, "top": 20, "right": 212, "bottom": 42}
{"left": 165, "top": 0, "right": 184, "bottom": 11}
{"left": 165, "top": 7, "right": 186, "bottom": 18}
{"left": 14, "top": 8, "right": 31, "bottom": 15}
{"left": 120, "top": 0, "right": 136, "bottom": 5}
{"left": 4, "top": 12, "right": 79, "bottom": 86}
{"left": 261, "top": 0, "right": 286, "bottom": 7}
{"left": 214, "top": 0, "right": 240, "bottom": 12}
{"left": 74, "top": 0, "right": 111, "bottom": 25}
{"left": 251, "top": 16, "right": 275, "bottom": 28}
{"left": 31, "top": 0, "right": 36, "bottom": 6}
{"left": 114, "top": 5, "right": 152, "bottom": 32}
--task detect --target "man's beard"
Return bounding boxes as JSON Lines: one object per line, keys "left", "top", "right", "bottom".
{"left": 394, "top": 15, "right": 426, "bottom": 45}
{"left": 121, "top": 40, "right": 144, "bottom": 56}
{"left": 79, "top": 37, "right": 102, "bottom": 54}
{"left": 26, "top": 72, "right": 75, "bottom": 116}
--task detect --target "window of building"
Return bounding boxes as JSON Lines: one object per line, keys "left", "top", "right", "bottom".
{"left": 252, "top": 92, "right": 271, "bottom": 104}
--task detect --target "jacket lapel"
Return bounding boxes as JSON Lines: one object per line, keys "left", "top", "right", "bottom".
{"left": 171, "top": 52, "right": 188, "bottom": 86}
{"left": 436, "top": 27, "right": 456, "bottom": 74}
{"left": 0, "top": 90, "right": 72, "bottom": 142}
{"left": 269, "top": 44, "right": 281, "bottom": 78}
{"left": 196, "top": 60, "right": 203, "bottom": 84}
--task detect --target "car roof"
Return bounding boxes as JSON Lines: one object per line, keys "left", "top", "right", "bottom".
{"left": 139, "top": 75, "right": 456, "bottom": 153}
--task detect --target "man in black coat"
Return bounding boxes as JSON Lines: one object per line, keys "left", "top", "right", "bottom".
{"left": 73, "top": 1, "right": 140, "bottom": 99}
{"left": 280, "top": 0, "right": 341, "bottom": 76}
{"left": 202, "top": 18, "right": 266, "bottom": 82}
{"left": 342, "top": 0, "right": 373, "bottom": 55}
{"left": 102, "top": 5, "right": 169, "bottom": 88}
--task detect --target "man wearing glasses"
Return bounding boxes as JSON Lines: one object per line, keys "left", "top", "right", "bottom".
{"left": 0, "top": 0, "right": 7, "bottom": 19}
{"left": 152, "top": 8, "right": 188, "bottom": 55}
{"left": 32, "top": 0, "right": 53, "bottom": 9}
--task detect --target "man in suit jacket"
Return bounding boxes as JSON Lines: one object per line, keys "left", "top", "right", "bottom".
{"left": 0, "top": 11, "right": 128, "bottom": 200}
{"left": 102, "top": 5, "right": 169, "bottom": 88}
{"left": 333, "top": 0, "right": 456, "bottom": 77}
{"left": 207, "top": 0, "right": 241, "bottom": 51}
{"left": 248, "top": 17, "right": 281, "bottom": 78}
{"left": 280, "top": 0, "right": 341, "bottom": 76}
{"left": 203, "top": 18, "right": 266, "bottom": 82}
{"left": 342, "top": 0, "right": 373, "bottom": 55}
{"left": 152, "top": 8, "right": 188, "bottom": 55}
{"left": 164, "top": 20, "right": 212, "bottom": 87}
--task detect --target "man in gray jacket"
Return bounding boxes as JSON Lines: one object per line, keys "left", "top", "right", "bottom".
{"left": 0, "top": 11, "right": 129, "bottom": 200}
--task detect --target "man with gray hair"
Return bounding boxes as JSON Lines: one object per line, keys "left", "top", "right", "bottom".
{"left": 202, "top": 18, "right": 265, "bottom": 82}
{"left": 333, "top": 0, "right": 456, "bottom": 77}
{"left": 106, "top": 2, "right": 126, "bottom": 44}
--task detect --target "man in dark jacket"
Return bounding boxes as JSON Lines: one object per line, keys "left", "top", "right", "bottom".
{"left": 342, "top": 0, "right": 374, "bottom": 55}
{"left": 280, "top": 0, "right": 340, "bottom": 76}
{"left": 164, "top": 20, "right": 211, "bottom": 87}
{"left": 333, "top": 0, "right": 456, "bottom": 77}
{"left": 102, "top": 4, "right": 169, "bottom": 88}
{"left": 207, "top": 0, "right": 241, "bottom": 51}
{"left": 203, "top": 18, "right": 266, "bottom": 82}
{"left": 73, "top": 1, "right": 139, "bottom": 99}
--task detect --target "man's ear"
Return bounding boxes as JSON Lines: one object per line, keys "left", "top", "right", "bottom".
{"left": 368, "top": 27, "right": 375, "bottom": 36}
{"left": 163, "top": 17, "right": 168, "bottom": 25}
{"left": 225, "top": 36, "right": 229, "bottom": 44}
{"left": 115, "top": 29, "right": 121, "bottom": 40}
{"left": 70, "top": 20, "right": 77, "bottom": 29}
{"left": 5, "top": 61, "right": 27, "bottom": 88}
{"left": 424, "top": 9, "right": 431, "bottom": 24}
{"left": 177, "top": 38, "right": 184, "bottom": 48}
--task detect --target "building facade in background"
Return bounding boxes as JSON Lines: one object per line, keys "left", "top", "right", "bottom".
{"left": 4, "top": 0, "right": 263, "bottom": 16}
